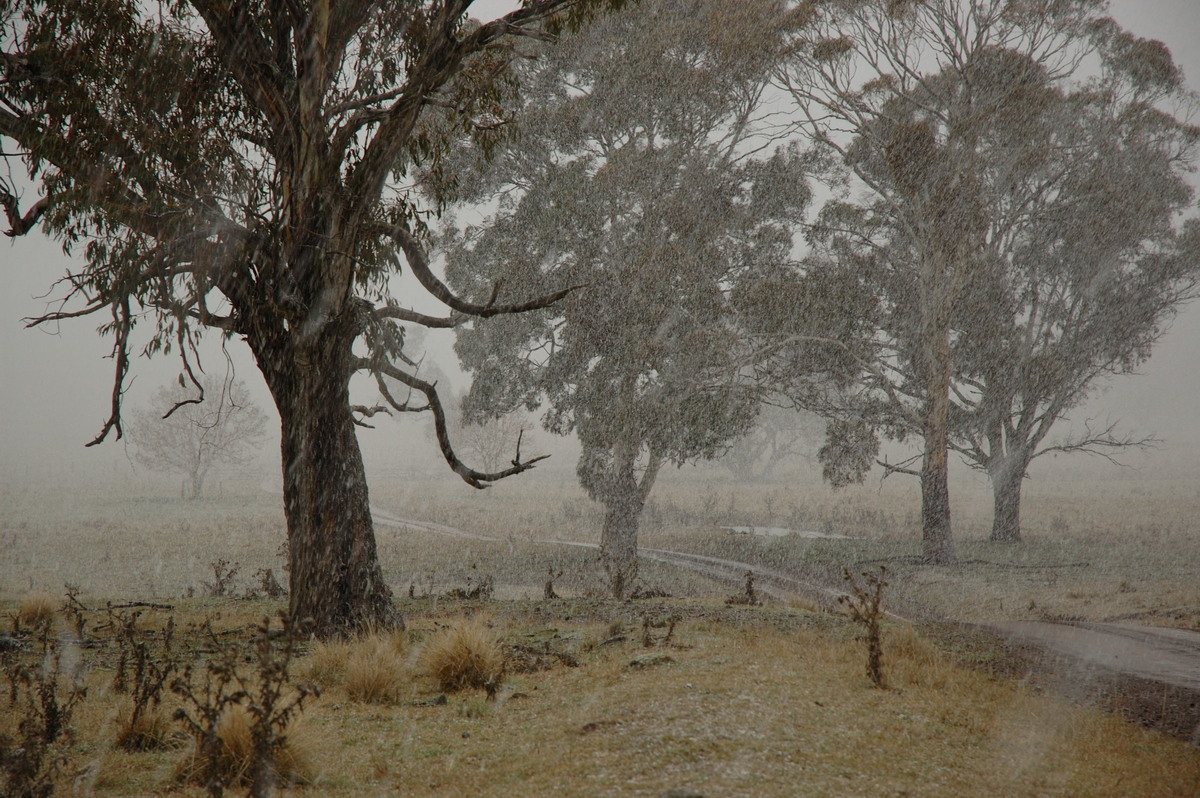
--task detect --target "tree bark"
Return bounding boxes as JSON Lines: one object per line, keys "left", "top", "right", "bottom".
{"left": 919, "top": 268, "right": 957, "bottom": 565}
{"left": 251, "top": 303, "right": 400, "bottom": 637}
{"left": 600, "top": 480, "right": 642, "bottom": 601}
{"left": 988, "top": 455, "right": 1025, "bottom": 543}
{"left": 597, "top": 443, "right": 660, "bottom": 599}
{"left": 189, "top": 471, "right": 203, "bottom": 500}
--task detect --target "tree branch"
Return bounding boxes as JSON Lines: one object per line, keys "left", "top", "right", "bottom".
{"left": 386, "top": 223, "right": 581, "bottom": 317}
{"left": 351, "top": 404, "right": 392, "bottom": 429}
{"left": 0, "top": 179, "right": 48, "bottom": 237}
{"left": 1030, "top": 419, "right": 1160, "bottom": 467}
{"left": 373, "top": 358, "right": 548, "bottom": 488}
{"left": 372, "top": 303, "right": 463, "bottom": 329}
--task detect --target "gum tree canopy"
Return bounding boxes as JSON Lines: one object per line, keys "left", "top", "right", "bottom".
{"left": 780, "top": 0, "right": 1200, "bottom": 561}
{"left": 443, "top": 0, "right": 815, "bottom": 597}
{"left": 0, "top": 0, "right": 624, "bottom": 636}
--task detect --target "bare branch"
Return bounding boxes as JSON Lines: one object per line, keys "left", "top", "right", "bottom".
{"left": 85, "top": 298, "right": 134, "bottom": 447}
{"left": 386, "top": 223, "right": 581, "bottom": 317}
{"left": 875, "top": 453, "right": 921, "bottom": 479}
{"left": 351, "top": 404, "right": 392, "bottom": 429}
{"left": 372, "top": 304, "right": 463, "bottom": 329}
{"left": 373, "top": 358, "right": 548, "bottom": 488}
{"left": 1031, "top": 419, "right": 1160, "bottom": 467}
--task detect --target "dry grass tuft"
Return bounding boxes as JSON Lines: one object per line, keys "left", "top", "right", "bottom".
{"left": 420, "top": 617, "right": 505, "bottom": 696}
{"left": 175, "top": 703, "right": 316, "bottom": 788}
{"left": 343, "top": 632, "right": 407, "bottom": 704}
{"left": 16, "top": 591, "right": 57, "bottom": 630}
{"left": 302, "top": 638, "right": 356, "bottom": 688}
{"left": 114, "top": 701, "right": 182, "bottom": 751}
{"left": 888, "top": 623, "right": 953, "bottom": 689}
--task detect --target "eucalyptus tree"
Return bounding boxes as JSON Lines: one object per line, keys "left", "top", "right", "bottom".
{"left": 948, "top": 61, "right": 1200, "bottom": 541}
{"left": 779, "top": 0, "right": 1199, "bottom": 560}
{"left": 443, "top": 0, "right": 812, "bottom": 597}
{"left": 0, "top": 0, "right": 626, "bottom": 635}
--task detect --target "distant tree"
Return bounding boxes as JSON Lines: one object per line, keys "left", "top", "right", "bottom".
{"left": 130, "top": 377, "right": 270, "bottom": 499}
{"left": 720, "top": 405, "right": 825, "bottom": 481}
{"left": 779, "top": 0, "right": 1200, "bottom": 558}
{"left": 444, "top": 0, "right": 814, "bottom": 597}
{"left": 0, "top": 0, "right": 625, "bottom": 636}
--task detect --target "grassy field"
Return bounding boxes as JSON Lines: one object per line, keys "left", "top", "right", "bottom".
{"left": 2, "top": 463, "right": 1199, "bottom": 795}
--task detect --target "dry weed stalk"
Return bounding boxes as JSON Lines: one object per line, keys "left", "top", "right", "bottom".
{"left": 841, "top": 566, "right": 888, "bottom": 689}
{"left": 725, "top": 570, "right": 761, "bottom": 606}
{"left": 202, "top": 560, "right": 240, "bottom": 598}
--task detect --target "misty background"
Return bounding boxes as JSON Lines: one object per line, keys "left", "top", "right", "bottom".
{"left": 2, "top": 0, "right": 1198, "bottom": 492}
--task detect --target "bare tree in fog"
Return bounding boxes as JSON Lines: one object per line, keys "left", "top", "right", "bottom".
{"left": 0, "top": 0, "right": 626, "bottom": 636}
{"left": 129, "top": 376, "right": 269, "bottom": 499}
{"left": 444, "top": 0, "right": 811, "bottom": 597}
{"left": 779, "top": 0, "right": 1200, "bottom": 559}
{"left": 720, "top": 405, "right": 825, "bottom": 481}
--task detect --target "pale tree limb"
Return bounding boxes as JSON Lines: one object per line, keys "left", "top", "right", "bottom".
{"left": 351, "top": 404, "right": 392, "bottom": 429}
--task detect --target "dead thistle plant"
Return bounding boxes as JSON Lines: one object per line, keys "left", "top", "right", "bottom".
{"left": 171, "top": 615, "right": 318, "bottom": 797}
{"left": 0, "top": 637, "right": 87, "bottom": 798}
{"left": 201, "top": 560, "right": 240, "bottom": 598}
{"left": 111, "top": 612, "right": 180, "bottom": 751}
{"left": 840, "top": 566, "right": 888, "bottom": 689}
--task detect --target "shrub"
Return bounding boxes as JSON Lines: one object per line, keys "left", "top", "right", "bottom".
{"left": 171, "top": 616, "right": 317, "bottom": 797}
{"left": 420, "top": 619, "right": 505, "bottom": 697}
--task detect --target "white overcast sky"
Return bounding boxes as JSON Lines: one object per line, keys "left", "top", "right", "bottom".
{"left": 1, "top": 0, "right": 1198, "bottom": 479}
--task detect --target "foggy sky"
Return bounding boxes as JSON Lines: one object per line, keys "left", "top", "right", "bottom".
{"left": 1, "top": 0, "right": 1198, "bottom": 482}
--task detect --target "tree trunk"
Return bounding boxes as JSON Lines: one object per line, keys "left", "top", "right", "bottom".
{"left": 988, "top": 455, "right": 1025, "bottom": 543}
{"left": 600, "top": 479, "right": 642, "bottom": 600}
{"left": 596, "top": 439, "right": 662, "bottom": 600}
{"left": 919, "top": 268, "right": 957, "bottom": 565}
{"left": 189, "top": 468, "right": 204, "bottom": 500}
{"left": 252, "top": 305, "right": 400, "bottom": 638}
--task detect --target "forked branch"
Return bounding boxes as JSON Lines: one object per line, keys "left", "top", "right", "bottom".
{"left": 372, "top": 358, "right": 548, "bottom": 488}
{"left": 386, "top": 224, "right": 580, "bottom": 318}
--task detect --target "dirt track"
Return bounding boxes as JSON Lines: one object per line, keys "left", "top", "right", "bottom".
{"left": 376, "top": 508, "right": 1200, "bottom": 742}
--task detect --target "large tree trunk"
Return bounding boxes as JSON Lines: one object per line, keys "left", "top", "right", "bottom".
{"left": 988, "top": 453, "right": 1026, "bottom": 543}
{"left": 600, "top": 479, "right": 642, "bottom": 601}
{"left": 596, "top": 443, "right": 661, "bottom": 600}
{"left": 252, "top": 304, "right": 399, "bottom": 637}
{"left": 919, "top": 269, "right": 957, "bottom": 565}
